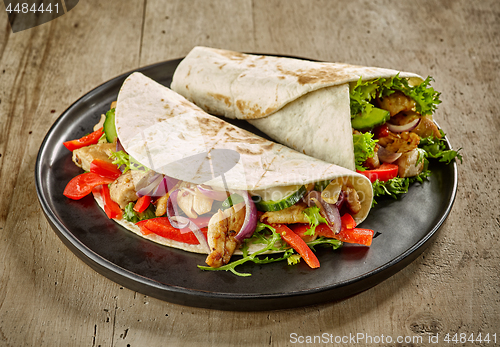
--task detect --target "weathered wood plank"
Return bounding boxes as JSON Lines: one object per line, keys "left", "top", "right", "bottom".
{"left": 140, "top": 0, "right": 254, "bottom": 65}
{"left": 0, "top": 0, "right": 498, "bottom": 346}
{"left": 0, "top": 1, "right": 144, "bottom": 346}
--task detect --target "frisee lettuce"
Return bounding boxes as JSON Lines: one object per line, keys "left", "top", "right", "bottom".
{"left": 110, "top": 150, "right": 149, "bottom": 173}
{"left": 197, "top": 222, "right": 292, "bottom": 277}
{"left": 197, "top": 222, "right": 343, "bottom": 276}
{"left": 420, "top": 130, "right": 463, "bottom": 164}
{"left": 350, "top": 75, "right": 441, "bottom": 118}
{"left": 302, "top": 206, "right": 327, "bottom": 236}
{"left": 371, "top": 168, "right": 431, "bottom": 205}
{"left": 353, "top": 132, "right": 378, "bottom": 171}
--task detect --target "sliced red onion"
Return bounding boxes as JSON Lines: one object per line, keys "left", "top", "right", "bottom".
{"left": 377, "top": 146, "right": 402, "bottom": 163}
{"left": 306, "top": 191, "right": 341, "bottom": 234}
{"left": 234, "top": 191, "right": 258, "bottom": 242}
{"left": 169, "top": 215, "right": 190, "bottom": 229}
{"left": 322, "top": 201, "right": 342, "bottom": 234}
{"left": 387, "top": 118, "right": 420, "bottom": 133}
{"left": 197, "top": 185, "right": 229, "bottom": 201}
{"left": 151, "top": 177, "right": 168, "bottom": 197}
{"left": 166, "top": 190, "right": 182, "bottom": 227}
{"left": 335, "top": 191, "right": 346, "bottom": 211}
{"left": 136, "top": 173, "right": 163, "bottom": 197}
{"left": 151, "top": 176, "right": 179, "bottom": 197}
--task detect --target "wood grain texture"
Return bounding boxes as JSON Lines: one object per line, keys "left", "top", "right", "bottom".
{"left": 0, "top": 0, "right": 499, "bottom": 346}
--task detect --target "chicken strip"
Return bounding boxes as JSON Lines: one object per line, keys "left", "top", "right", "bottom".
{"left": 396, "top": 148, "right": 425, "bottom": 178}
{"left": 260, "top": 202, "right": 309, "bottom": 224}
{"left": 377, "top": 91, "right": 416, "bottom": 117}
{"left": 72, "top": 143, "right": 115, "bottom": 172}
{"left": 206, "top": 203, "right": 246, "bottom": 268}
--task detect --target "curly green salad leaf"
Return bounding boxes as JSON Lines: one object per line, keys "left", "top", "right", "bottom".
{"left": 198, "top": 222, "right": 342, "bottom": 276}
{"left": 302, "top": 206, "right": 327, "bottom": 236}
{"left": 198, "top": 222, "right": 292, "bottom": 277}
{"left": 109, "top": 150, "right": 149, "bottom": 173}
{"left": 420, "top": 130, "right": 463, "bottom": 164}
{"left": 123, "top": 202, "right": 156, "bottom": 223}
{"left": 353, "top": 132, "right": 378, "bottom": 171}
{"left": 371, "top": 171, "right": 430, "bottom": 205}
{"left": 350, "top": 75, "right": 441, "bottom": 118}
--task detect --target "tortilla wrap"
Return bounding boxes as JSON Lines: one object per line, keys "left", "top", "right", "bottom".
{"left": 170, "top": 46, "right": 423, "bottom": 170}
{"left": 109, "top": 72, "right": 373, "bottom": 254}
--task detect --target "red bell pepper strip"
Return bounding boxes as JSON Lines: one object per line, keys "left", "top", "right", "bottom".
{"left": 357, "top": 163, "right": 399, "bottom": 183}
{"left": 290, "top": 213, "right": 374, "bottom": 246}
{"left": 341, "top": 213, "right": 357, "bottom": 229}
{"left": 63, "top": 172, "right": 115, "bottom": 200}
{"left": 90, "top": 159, "right": 122, "bottom": 180}
{"left": 273, "top": 224, "right": 320, "bottom": 269}
{"left": 287, "top": 224, "right": 317, "bottom": 243}
{"left": 63, "top": 127, "right": 104, "bottom": 151}
{"left": 133, "top": 195, "right": 151, "bottom": 213}
{"left": 92, "top": 184, "right": 122, "bottom": 219}
{"left": 136, "top": 217, "right": 207, "bottom": 244}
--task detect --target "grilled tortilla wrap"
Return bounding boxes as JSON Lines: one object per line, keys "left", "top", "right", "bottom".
{"left": 107, "top": 72, "right": 373, "bottom": 254}
{"left": 171, "top": 46, "right": 423, "bottom": 170}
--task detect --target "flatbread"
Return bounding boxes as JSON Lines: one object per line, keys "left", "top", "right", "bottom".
{"left": 171, "top": 46, "right": 423, "bottom": 170}
{"left": 111, "top": 72, "right": 374, "bottom": 253}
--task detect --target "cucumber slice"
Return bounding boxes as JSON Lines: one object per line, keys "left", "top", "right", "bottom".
{"left": 251, "top": 185, "right": 307, "bottom": 212}
{"left": 103, "top": 108, "right": 117, "bottom": 143}
{"left": 221, "top": 193, "right": 244, "bottom": 210}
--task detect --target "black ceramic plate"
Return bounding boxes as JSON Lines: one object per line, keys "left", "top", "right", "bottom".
{"left": 35, "top": 58, "right": 458, "bottom": 311}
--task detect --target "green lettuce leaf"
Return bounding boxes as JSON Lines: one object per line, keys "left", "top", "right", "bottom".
{"left": 123, "top": 202, "right": 156, "bottom": 223}
{"left": 350, "top": 75, "right": 441, "bottom": 117}
{"left": 302, "top": 206, "right": 327, "bottom": 236}
{"left": 353, "top": 132, "right": 377, "bottom": 171}
{"left": 419, "top": 130, "right": 463, "bottom": 164}
{"left": 110, "top": 150, "right": 149, "bottom": 173}
{"left": 197, "top": 222, "right": 292, "bottom": 277}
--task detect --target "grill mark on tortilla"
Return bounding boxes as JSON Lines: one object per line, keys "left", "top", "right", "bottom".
{"left": 216, "top": 49, "right": 246, "bottom": 61}
{"left": 208, "top": 92, "right": 232, "bottom": 107}
{"left": 276, "top": 63, "right": 358, "bottom": 85}
{"left": 195, "top": 115, "right": 273, "bottom": 158}
{"left": 235, "top": 99, "right": 277, "bottom": 119}
{"left": 236, "top": 145, "right": 264, "bottom": 155}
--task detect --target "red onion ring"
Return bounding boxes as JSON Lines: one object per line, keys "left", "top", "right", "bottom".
{"left": 306, "top": 191, "right": 341, "bottom": 234}
{"left": 136, "top": 173, "right": 163, "bottom": 197}
{"left": 196, "top": 185, "right": 229, "bottom": 201}
{"left": 386, "top": 118, "right": 420, "bottom": 133}
{"left": 335, "top": 191, "right": 346, "bottom": 211}
{"left": 377, "top": 146, "right": 402, "bottom": 163}
{"left": 234, "top": 191, "right": 258, "bottom": 242}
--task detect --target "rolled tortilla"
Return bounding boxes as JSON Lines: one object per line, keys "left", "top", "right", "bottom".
{"left": 111, "top": 72, "right": 373, "bottom": 253}
{"left": 171, "top": 46, "right": 423, "bottom": 170}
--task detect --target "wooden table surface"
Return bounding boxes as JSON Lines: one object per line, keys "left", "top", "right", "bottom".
{"left": 1, "top": 0, "right": 499, "bottom": 346}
